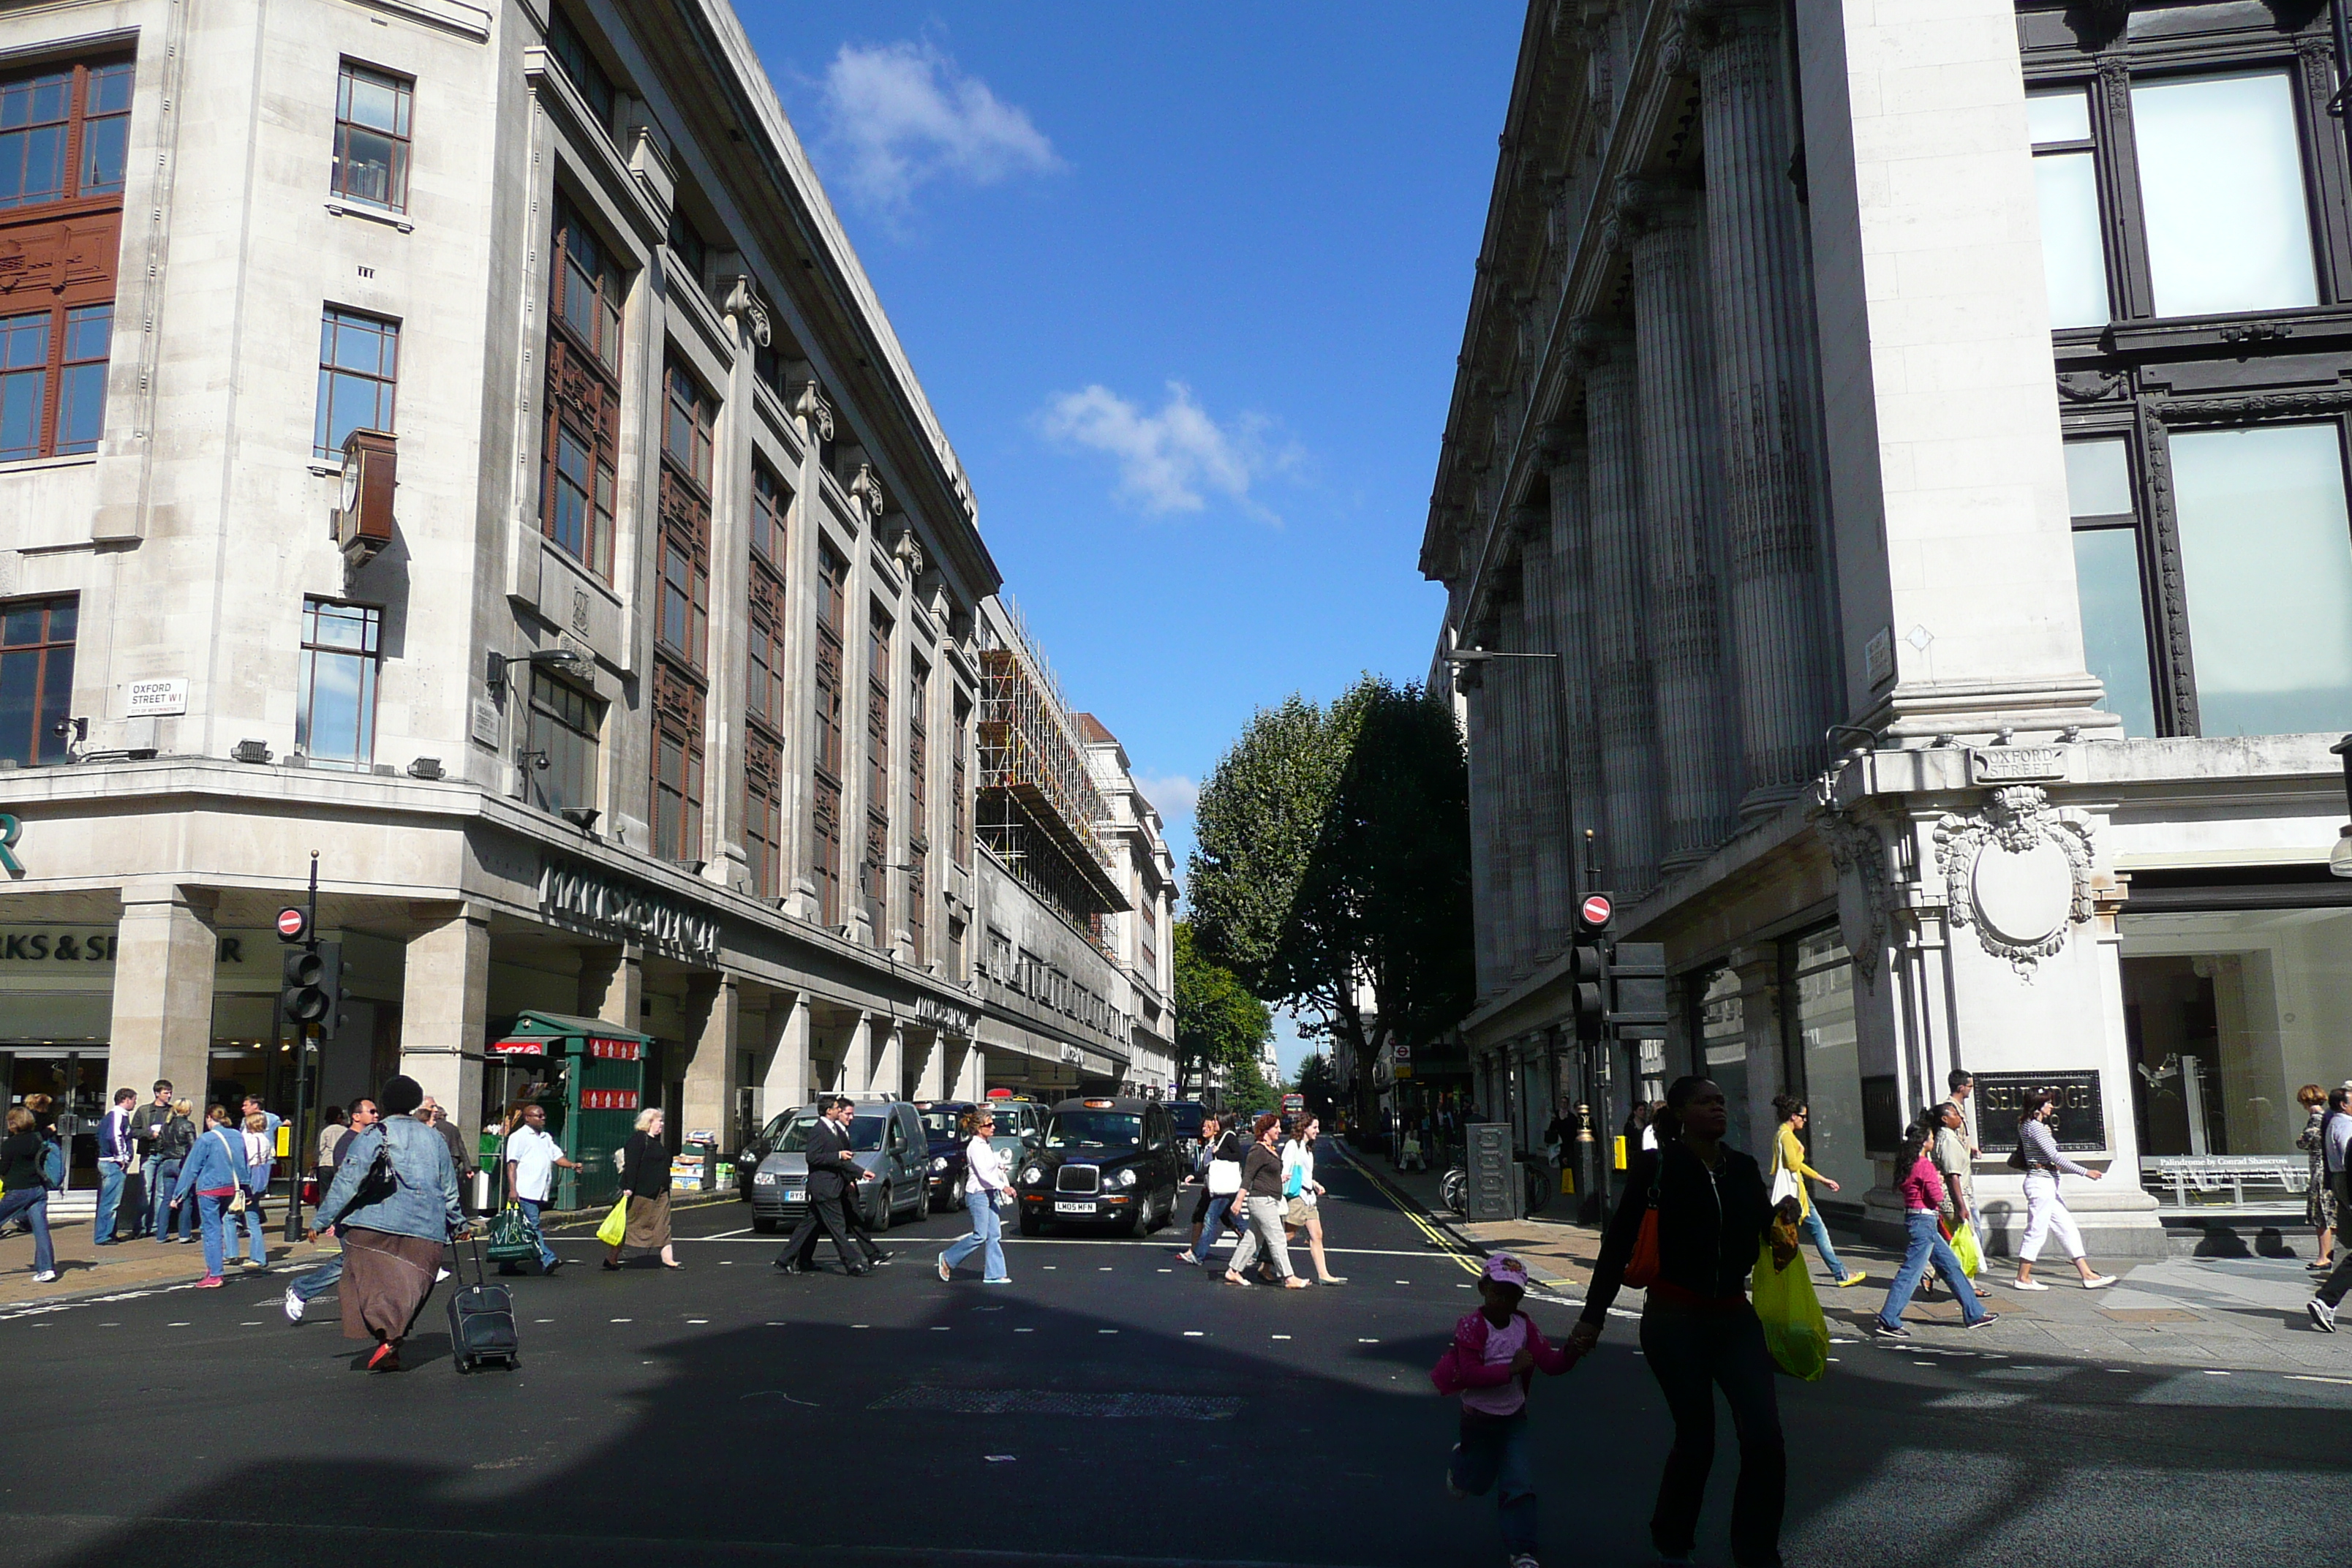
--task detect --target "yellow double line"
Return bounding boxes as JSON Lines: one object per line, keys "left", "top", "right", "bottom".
{"left": 1334, "top": 1145, "right": 1482, "bottom": 1278}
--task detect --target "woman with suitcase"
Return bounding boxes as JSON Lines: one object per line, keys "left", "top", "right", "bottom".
{"left": 309, "top": 1074, "right": 464, "bottom": 1373}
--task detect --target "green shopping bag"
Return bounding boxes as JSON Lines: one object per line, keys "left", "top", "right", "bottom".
{"left": 595, "top": 1195, "right": 629, "bottom": 1247}
{"left": 1949, "top": 1219, "right": 1984, "bottom": 1280}
{"left": 1752, "top": 1239, "right": 1830, "bottom": 1382}
{"left": 483, "top": 1202, "right": 542, "bottom": 1264}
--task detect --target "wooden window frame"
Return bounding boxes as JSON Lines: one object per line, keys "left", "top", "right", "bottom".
{"left": 314, "top": 306, "right": 398, "bottom": 461}
{"left": 0, "top": 56, "right": 132, "bottom": 216}
{"left": 810, "top": 543, "right": 848, "bottom": 925}
{"left": 0, "top": 592, "right": 77, "bottom": 766}
{"left": 331, "top": 60, "right": 412, "bottom": 214}
{"left": 862, "top": 602, "right": 893, "bottom": 937}
{"left": 295, "top": 597, "right": 382, "bottom": 767}
{"left": 540, "top": 199, "right": 623, "bottom": 579}
{"left": 906, "top": 658, "right": 929, "bottom": 965}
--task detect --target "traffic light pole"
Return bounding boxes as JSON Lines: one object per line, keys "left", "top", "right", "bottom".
{"left": 284, "top": 852, "right": 318, "bottom": 1241}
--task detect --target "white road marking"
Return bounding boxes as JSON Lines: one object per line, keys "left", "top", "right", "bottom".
{"left": 610, "top": 1318, "right": 631, "bottom": 1323}
{"left": 1014, "top": 1327, "right": 1034, "bottom": 1333}
{"left": 687, "top": 1319, "right": 709, "bottom": 1324}
{"left": 1271, "top": 1334, "right": 1291, "bottom": 1340}
{"left": 1183, "top": 1331, "right": 1204, "bottom": 1337}
{"left": 1099, "top": 1329, "right": 1117, "bottom": 1334}
{"left": 2286, "top": 1373, "right": 2352, "bottom": 1386}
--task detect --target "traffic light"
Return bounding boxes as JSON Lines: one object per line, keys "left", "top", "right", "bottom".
{"left": 1570, "top": 892, "right": 1613, "bottom": 1044}
{"left": 279, "top": 939, "right": 343, "bottom": 1039}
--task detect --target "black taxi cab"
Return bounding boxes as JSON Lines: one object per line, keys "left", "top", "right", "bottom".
{"left": 1013, "top": 1096, "right": 1181, "bottom": 1237}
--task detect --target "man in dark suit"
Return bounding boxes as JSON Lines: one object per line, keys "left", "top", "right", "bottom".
{"left": 776, "top": 1096, "right": 879, "bottom": 1275}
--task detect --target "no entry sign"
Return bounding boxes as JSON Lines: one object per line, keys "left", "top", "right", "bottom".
{"left": 1580, "top": 894, "right": 1613, "bottom": 929}
{"left": 276, "top": 907, "right": 309, "bottom": 942}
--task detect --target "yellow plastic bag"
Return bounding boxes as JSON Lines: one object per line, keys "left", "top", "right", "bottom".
{"left": 1949, "top": 1219, "right": 1983, "bottom": 1280}
{"left": 1751, "top": 1240, "right": 1829, "bottom": 1382}
{"left": 595, "top": 1196, "right": 629, "bottom": 1247}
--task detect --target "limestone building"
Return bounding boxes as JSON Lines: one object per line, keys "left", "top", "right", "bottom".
{"left": 1424, "top": 0, "right": 2352, "bottom": 1255}
{"left": 0, "top": 0, "right": 1161, "bottom": 1184}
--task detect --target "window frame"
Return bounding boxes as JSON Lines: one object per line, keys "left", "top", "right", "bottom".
{"left": 540, "top": 198, "right": 625, "bottom": 579}
{"left": 331, "top": 60, "right": 412, "bottom": 214}
{"left": 524, "top": 667, "right": 602, "bottom": 816}
{"left": 862, "top": 602, "right": 894, "bottom": 938}
{"left": 0, "top": 56, "right": 132, "bottom": 215}
{"left": 314, "top": 306, "right": 399, "bottom": 462}
{"left": 295, "top": 597, "right": 382, "bottom": 768}
{"left": 809, "top": 543, "right": 849, "bottom": 926}
{"left": 0, "top": 302, "right": 113, "bottom": 462}
{"left": 906, "top": 657, "right": 930, "bottom": 965}
{"left": 0, "top": 592, "right": 77, "bottom": 767}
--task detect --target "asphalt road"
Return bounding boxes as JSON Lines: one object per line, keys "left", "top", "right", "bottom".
{"left": 0, "top": 1148, "right": 2337, "bottom": 1567}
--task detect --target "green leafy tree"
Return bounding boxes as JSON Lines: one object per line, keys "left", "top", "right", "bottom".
{"left": 1172, "top": 920, "right": 1273, "bottom": 1103}
{"left": 1295, "top": 1052, "right": 1339, "bottom": 1120}
{"left": 1189, "top": 676, "right": 1474, "bottom": 1121}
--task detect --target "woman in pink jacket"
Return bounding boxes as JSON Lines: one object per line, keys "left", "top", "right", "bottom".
{"left": 1872, "top": 1120, "right": 1998, "bottom": 1338}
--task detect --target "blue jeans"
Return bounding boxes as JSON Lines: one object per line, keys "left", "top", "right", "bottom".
{"left": 940, "top": 1189, "right": 1007, "bottom": 1280}
{"left": 148, "top": 1160, "right": 189, "bottom": 1239}
{"left": 0, "top": 1188, "right": 55, "bottom": 1274}
{"left": 239, "top": 1194, "right": 268, "bottom": 1264}
{"left": 516, "top": 1197, "right": 557, "bottom": 1270}
{"left": 1451, "top": 1407, "right": 1537, "bottom": 1553}
{"left": 291, "top": 1254, "right": 344, "bottom": 1302}
{"left": 197, "top": 1192, "right": 235, "bottom": 1277}
{"left": 1877, "top": 1208, "right": 1985, "bottom": 1328}
{"left": 1188, "top": 1192, "right": 1240, "bottom": 1262}
{"left": 1798, "top": 1206, "right": 1849, "bottom": 1282}
{"left": 94, "top": 1160, "right": 126, "bottom": 1244}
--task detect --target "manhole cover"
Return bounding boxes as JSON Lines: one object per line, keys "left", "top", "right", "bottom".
{"left": 869, "top": 1387, "right": 1240, "bottom": 1420}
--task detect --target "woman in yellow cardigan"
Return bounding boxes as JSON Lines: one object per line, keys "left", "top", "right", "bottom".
{"left": 1771, "top": 1094, "right": 1868, "bottom": 1288}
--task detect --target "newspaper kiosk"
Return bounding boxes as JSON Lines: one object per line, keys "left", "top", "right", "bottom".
{"left": 485, "top": 1010, "right": 652, "bottom": 1211}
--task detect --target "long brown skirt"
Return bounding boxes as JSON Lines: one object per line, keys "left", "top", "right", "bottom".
{"left": 339, "top": 1227, "right": 444, "bottom": 1343}
{"left": 623, "top": 1188, "right": 672, "bottom": 1249}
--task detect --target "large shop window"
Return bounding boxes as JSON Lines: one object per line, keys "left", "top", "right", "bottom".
{"left": 1780, "top": 928, "right": 1869, "bottom": 1199}
{"left": 1691, "top": 965, "right": 1750, "bottom": 1155}
{"left": 2063, "top": 437, "right": 2157, "bottom": 737}
{"left": 314, "top": 307, "right": 398, "bottom": 461}
{"left": 2119, "top": 908, "right": 2352, "bottom": 1162}
{"left": 0, "top": 593, "right": 75, "bottom": 766}
{"left": 296, "top": 598, "right": 380, "bottom": 766}
{"left": 540, "top": 200, "right": 623, "bottom": 579}
{"left": 524, "top": 668, "right": 600, "bottom": 815}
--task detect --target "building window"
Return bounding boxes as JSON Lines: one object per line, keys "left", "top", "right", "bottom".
{"left": 0, "top": 58, "right": 132, "bottom": 212}
{"left": 652, "top": 725, "right": 704, "bottom": 863}
{"left": 296, "top": 598, "right": 380, "bottom": 766}
{"left": 0, "top": 593, "right": 75, "bottom": 766}
{"left": 314, "top": 308, "right": 398, "bottom": 461}
{"left": 951, "top": 692, "right": 970, "bottom": 867}
{"left": 2026, "top": 87, "right": 2108, "bottom": 330}
{"left": 525, "top": 669, "right": 600, "bottom": 815}
{"left": 863, "top": 603, "right": 893, "bottom": 937}
{"left": 745, "top": 737, "right": 785, "bottom": 901}
{"left": 663, "top": 359, "right": 712, "bottom": 488}
{"left": 907, "top": 659, "right": 929, "bottom": 965}
{"left": 0, "top": 303, "right": 109, "bottom": 461}
{"left": 331, "top": 61, "right": 411, "bottom": 213}
{"left": 2064, "top": 437, "right": 2157, "bottom": 739}
{"left": 750, "top": 463, "right": 788, "bottom": 568}
{"left": 541, "top": 200, "right": 622, "bottom": 578}
{"left": 657, "top": 540, "right": 709, "bottom": 665}
{"left": 1778, "top": 928, "right": 1866, "bottom": 1197}
{"left": 2130, "top": 72, "right": 2315, "bottom": 320}
{"left": 546, "top": 6, "right": 617, "bottom": 133}
{"left": 667, "top": 208, "right": 707, "bottom": 292}
{"left": 810, "top": 543, "right": 848, "bottom": 925}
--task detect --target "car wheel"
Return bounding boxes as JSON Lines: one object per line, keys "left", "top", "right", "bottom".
{"left": 1127, "top": 1196, "right": 1150, "bottom": 1237}
{"left": 949, "top": 1174, "right": 968, "bottom": 1212}
{"left": 1017, "top": 1208, "right": 1041, "bottom": 1237}
{"left": 870, "top": 1183, "right": 892, "bottom": 1232}
{"left": 752, "top": 1215, "right": 777, "bottom": 1235}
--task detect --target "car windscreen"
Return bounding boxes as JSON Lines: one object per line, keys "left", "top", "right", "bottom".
{"left": 1167, "top": 1104, "right": 1205, "bottom": 1135}
{"left": 920, "top": 1109, "right": 964, "bottom": 1137}
{"left": 772, "top": 1113, "right": 886, "bottom": 1153}
{"left": 1045, "top": 1111, "right": 1142, "bottom": 1150}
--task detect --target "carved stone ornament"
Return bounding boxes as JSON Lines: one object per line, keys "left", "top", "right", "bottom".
{"left": 851, "top": 463, "right": 886, "bottom": 523}
{"left": 722, "top": 276, "right": 772, "bottom": 348}
{"left": 1932, "top": 785, "right": 2095, "bottom": 979}
{"left": 793, "top": 380, "right": 835, "bottom": 442}
{"left": 1808, "top": 787, "right": 1891, "bottom": 984}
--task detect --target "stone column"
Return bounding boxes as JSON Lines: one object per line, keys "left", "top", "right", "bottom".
{"left": 108, "top": 885, "right": 216, "bottom": 1098}
{"left": 764, "top": 992, "right": 811, "bottom": 1112}
{"left": 1495, "top": 587, "right": 1531, "bottom": 979}
{"left": 947, "top": 1035, "right": 984, "bottom": 1101}
{"left": 867, "top": 1017, "right": 903, "bottom": 1098}
{"left": 399, "top": 903, "right": 491, "bottom": 1137}
{"left": 1545, "top": 441, "right": 1603, "bottom": 890}
{"left": 1463, "top": 668, "right": 1504, "bottom": 995}
{"left": 783, "top": 383, "right": 837, "bottom": 921}
{"left": 1624, "top": 181, "right": 1738, "bottom": 866}
{"left": 1695, "top": 6, "right": 1834, "bottom": 810}
{"left": 681, "top": 975, "right": 739, "bottom": 1145}
{"left": 576, "top": 943, "right": 644, "bottom": 1033}
{"left": 1580, "top": 333, "right": 1663, "bottom": 895}
{"left": 1515, "top": 519, "right": 1570, "bottom": 959}
{"left": 911, "top": 1027, "right": 946, "bottom": 1099}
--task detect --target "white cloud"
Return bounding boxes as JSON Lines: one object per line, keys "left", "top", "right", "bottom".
{"left": 1038, "top": 381, "right": 1297, "bottom": 520}
{"left": 1130, "top": 770, "right": 1199, "bottom": 825}
{"left": 817, "top": 41, "right": 1060, "bottom": 211}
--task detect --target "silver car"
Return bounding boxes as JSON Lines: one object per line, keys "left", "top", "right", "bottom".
{"left": 747, "top": 1100, "right": 930, "bottom": 1234}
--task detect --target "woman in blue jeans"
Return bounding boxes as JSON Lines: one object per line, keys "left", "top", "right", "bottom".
{"left": 938, "top": 1107, "right": 1011, "bottom": 1283}
{"left": 0, "top": 1108, "right": 60, "bottom": 1283}
{"left": 1874, "top": 1120, "right": 1997, "bottom": 1338}
{"left": 172, "top": 1105, "right": 253, "bottom": 1288}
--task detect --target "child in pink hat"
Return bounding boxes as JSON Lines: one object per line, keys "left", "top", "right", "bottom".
{"left": 1430, "top": 1253, "right": 1580, "bottom": 1568}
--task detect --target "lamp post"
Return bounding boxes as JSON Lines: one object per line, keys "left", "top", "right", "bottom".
{"left": 2329, "top": 735, "right": 2352, "bottom": 878}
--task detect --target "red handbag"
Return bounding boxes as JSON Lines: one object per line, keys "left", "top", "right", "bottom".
{"left": 1621, "top": 1187, "right": 1662, "bottom": 1289}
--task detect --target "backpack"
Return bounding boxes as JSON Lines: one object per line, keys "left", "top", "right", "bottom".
{"left": 37, "top": 1135, "right": 65, "bottom": 1191}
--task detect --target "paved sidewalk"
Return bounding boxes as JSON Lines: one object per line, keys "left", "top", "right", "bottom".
{"left": 0, "top": 1208, "right": 339, "bottom": 1309}
{"left": 1335, "top": 1139, "right": 2352, "bottom": 1377}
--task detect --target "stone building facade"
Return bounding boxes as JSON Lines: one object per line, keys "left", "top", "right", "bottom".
{"left": 0, "top": 0, "right": 1161, "bottom": 1186}
{"left": 1425, "top": 0, "right": 2352, "bottom": 1255}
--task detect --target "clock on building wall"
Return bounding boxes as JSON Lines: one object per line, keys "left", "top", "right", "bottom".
{"left": 336, "top": 428, "right": 399, "bottom": 566}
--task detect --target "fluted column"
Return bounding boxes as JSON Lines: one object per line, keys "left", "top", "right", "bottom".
{"left": 1516, "top": 524, "right": 1569, "bottom": 960}
{"left": 1545, "top": 441, "right": 1602, "bottom": 892}
{"left": 1464, "top": 671, "right": 1504, "bottom": 996}
{"left": 1581, "top": 335, "right": 1662, "bottom": 897}
{"left": 1625, "top": 182, "right": 1738, "bottom": 865}
{"left": 1695, "top": 4, "right": 1833, "bottom": 809}
{"left": 1496, "top": 587, "right": 1534, "bottom": 978}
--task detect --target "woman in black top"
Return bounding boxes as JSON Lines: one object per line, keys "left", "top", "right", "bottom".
{"left": 0, "top": 1106, "right": 59, "bottom": 1281}
{"left": 1222, "top": 1113, "right": 1305, "bottom": 1289}
{"left": 1573, "top": 1077, "right": 1797, "bottom": 1568}
{"left": 606, "top": 1107, "right": 679, "bottom": 1271}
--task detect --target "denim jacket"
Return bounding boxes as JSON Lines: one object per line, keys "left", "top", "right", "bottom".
{"left": 314, "top": 1116, "right": 463, "bottom": 1242}
{"left": 173, "top": 1126, "right": 252, "bottom": 1204}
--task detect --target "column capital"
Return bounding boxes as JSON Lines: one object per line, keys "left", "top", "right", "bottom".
{"left": 1613, "top": 176, "right": 1698, "bottom": 235}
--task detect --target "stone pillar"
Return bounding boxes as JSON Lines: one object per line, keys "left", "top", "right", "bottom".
{"left": 1545, "top": 442, "right": 1603, "bottom": 892}
{"left": 954, "top": 1036, "right": 984, "bottom": 1101}
{"left": 764, "top": 992, "right": 811, "bottom": 1112}
{"left": 108, "top": 885, "right": 216, "bottom": 1099}
{"left": 1581, "top": 335, "right": 1663, "bottom": 895}
{"left": 1494, "top": 588, "right": 1531, "bottom": 979}
{"left": 576, "top": 943, "right": 644, "bottom": 1033}
{"left": 681, "top": 975, "right": 739, "bottom": 1145}
{"left": 1733, "top": 949, "right": 1784, "bottom": 1158}
{"left": 911, "top": 1027, "right": 946, "bottom": 1099}
{"left": 1624, "top": 181, "right": 1738, "bottom": 867}
{"left": 1515, "top": 520, "right": 1570, "bottom": 960}
{"left": 1464, "top": 669, "right": 1504, "bottom": 995}
{"left": 399, "top": 904, "right": 490, "bottom": 1137}
{"left": 865, "top": 1015, "right": 904, "bottom": 1098}
{"left": 1695, "top": 5, "right": 1835, "bottom": 810}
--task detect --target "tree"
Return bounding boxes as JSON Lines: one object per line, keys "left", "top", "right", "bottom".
{"left": 1172, "top": 920, "right": 1273, "bottom": 1102}
{"left": 1295, "top": 1052, "right": 1339, "bottom": 1121}
{"left": 1188, "top": 675, "right": 1474, "bottom": 1123}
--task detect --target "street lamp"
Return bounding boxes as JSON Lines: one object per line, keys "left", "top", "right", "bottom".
{"left": 2329, "top": 735, "right": 2352, "bottom": 878}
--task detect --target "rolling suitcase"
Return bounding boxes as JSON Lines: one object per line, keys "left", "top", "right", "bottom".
{"left": 446, "top": 1235, "right": 520, "bottom": 1373}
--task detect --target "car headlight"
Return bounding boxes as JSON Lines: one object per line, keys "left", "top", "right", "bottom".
{"left": 931, "top": 1156, "right": 949, "bottom": 1172}
{"left": 755, "top": 1172, "right": 777, "bottom": 1185}
{"left": 1020, "top": 1166, "right": 1044, "bottom": 1186}
{"left": 1115, "top": 1167, "right": 1138, "bottom": 1188}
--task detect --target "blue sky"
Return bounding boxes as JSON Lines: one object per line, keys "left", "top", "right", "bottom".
{"left": 741, "top": 6, "right": 1520, "bottom": 1067}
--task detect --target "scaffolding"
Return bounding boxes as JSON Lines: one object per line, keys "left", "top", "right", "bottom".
{"left": 978, "top": 595, "right": 1127, "bottom": 935}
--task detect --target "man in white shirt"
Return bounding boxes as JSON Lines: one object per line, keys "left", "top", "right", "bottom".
{"left": 503, "top": 1104, "right": 578, "bottom": 1276}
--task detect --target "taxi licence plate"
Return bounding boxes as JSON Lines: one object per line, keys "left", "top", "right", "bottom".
{"left": 1054, "top": 1201, "right": 1096, "bottom": 1214}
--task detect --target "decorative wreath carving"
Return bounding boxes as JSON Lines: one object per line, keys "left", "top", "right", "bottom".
{"left": 1932, "top": 785, "right": 2095, "bottom": 979}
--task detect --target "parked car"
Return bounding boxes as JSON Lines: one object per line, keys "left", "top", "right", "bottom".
{"left": 916, "top": 1101, "right": 976, "bottom": 1211}
{"left": 1166, "top": 1100, "right": 1208, "bottom": 1169}
{"left": 747, "top": 1099, "right": 930, "bottom": 1233}
{"left": 1012, "top": 1096, "right": 1182, "bottom": 1237}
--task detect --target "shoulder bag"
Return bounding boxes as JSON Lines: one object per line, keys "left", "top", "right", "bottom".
{"left": 1621, "top": 1164, "right": 1664, "bottom": 1289}
{"left": 1768, "top": 1134, "right": 1800, "bottom": 1207}
{"left": 345, "top": 1129, "right": 401, "bottom": 1214}
{"left": 212, "top": 1131, "right": 249, "bottom": 1214}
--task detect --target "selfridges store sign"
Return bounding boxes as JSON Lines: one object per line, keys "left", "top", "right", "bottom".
{"left": 538, "top": 859, "right": 720, "bottom": 960}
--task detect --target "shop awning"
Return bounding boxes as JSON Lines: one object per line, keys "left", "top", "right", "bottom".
{"left": 490, "top": 1010, "right": 654, "bottom": 1059}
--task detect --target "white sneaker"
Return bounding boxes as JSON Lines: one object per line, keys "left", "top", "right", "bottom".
{"left": 2012, "top": 1278, "right": 2050, "bottom": 1292}
{"left": 30, "top": 1270, "right": 57, "bottom": 1284}
{"left": 434, "top": 1267, "right": 451, "bottom": 1283}
{"left": 2310, "top": 1297, "right": 2337, "bottom": 1334}
{"left": 2081, "top": 1273, "right": 2117, "bottom": 1290}
{"left": 282, "top": 1287, "right": 305, "bottom": 1324}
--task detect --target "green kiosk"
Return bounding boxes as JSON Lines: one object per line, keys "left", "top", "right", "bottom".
{"left": 484, "top": 1010, "right": 652, "bottom": 1212}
